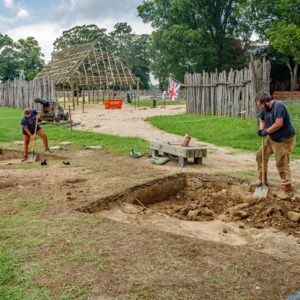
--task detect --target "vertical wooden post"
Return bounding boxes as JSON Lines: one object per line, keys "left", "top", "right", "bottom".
{"left": 55, "top": 88, "right": 58, "bottom": 102}
{"left": 92, "top": 87, "right": 95, "bottom": 104}
{"left": 82, "top": 87, "right": 85, "bottom": 113}
{"left": 137, "top": 79, "right": 140, "bottom": 107}
{"left": 88, "top": 85, "right": 90, "bottom": 104}
{"left": 68, "top": 105, "right": 72, "bottom": 132}
{"left": 71, "top": 84, "right": 75, "bottom": 110}
{"left": 103, "top": 86, "right": 105, "bottom": 104}
{"left": 63, "top": 85, "right": 66, "bottom": 109}
{"left": 76, "top": 84, "right": 79, "bottom": 105}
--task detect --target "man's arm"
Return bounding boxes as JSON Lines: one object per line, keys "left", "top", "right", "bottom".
{"left": 259, "top": 119, "right": 266, "bottom": 130}
{"left": 22, "top": 125, "right": 34, "bottom": 139}
{"left": 266, "top": 118, "right": 283, "bottom": 133}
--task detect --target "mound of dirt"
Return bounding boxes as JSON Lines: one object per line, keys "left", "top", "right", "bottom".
{"left": 153, "top": 178, "right": 300, "bottom": 237}
{"left": 78, "top": 173, "right": 300, "bottom": 237}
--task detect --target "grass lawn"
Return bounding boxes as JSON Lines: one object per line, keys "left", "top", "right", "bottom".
{"left": 0, "top": 107, "right": 149, "bottom": 155}
{"left": 127, "top": 98, "right": 185, "bottom": 107}
{"left": 148, "top": 103, "right": 300, "bottom": 158}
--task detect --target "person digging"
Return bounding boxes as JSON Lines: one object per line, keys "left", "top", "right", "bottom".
{"left": 251, "top": 93, "right": 296, "bottom": 199}
{"left": 21, "top": 108, "right": 51, "bottom": 161}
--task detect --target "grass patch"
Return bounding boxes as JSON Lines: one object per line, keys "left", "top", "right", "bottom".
{"left": 127, "top": 99, "right": 185, "bottom": 107}
{"left": 148, "top": 105, "right": 300, "bottom": 158}
{"left": 215, "top": 170, "right": 258, "bottom": 182}
{"left": 0, "top": 107, "right": 149, "bottom": 155}
{"left": 0, "top": 245, "right": 52, "bottom": 299}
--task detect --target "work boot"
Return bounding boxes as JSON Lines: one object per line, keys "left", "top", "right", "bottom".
{"left": 250, "top": 173, "right": 268, "bottom": 187}
{"left": 278, "top": 184, "right": 293, "bottom": 200}
{"left": 22, "top": 156, "right": 28, "bottom": 162}
{"left": 45, "top": 148, "right": 52, "bottom": 153}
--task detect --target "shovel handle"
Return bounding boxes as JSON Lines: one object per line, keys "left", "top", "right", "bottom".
{"left": 261, "top": 136, "right": 265, "bottom": 183}
{"left": 31, "top": 113, "right": 39, "bottom": 152}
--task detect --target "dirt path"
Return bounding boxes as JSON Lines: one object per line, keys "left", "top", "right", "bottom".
{"left": 1, "top": 103, "right": 300, "bottom": 298}
{"left": 69, "top": 103, "right": 300, "bottom": 260}
{"left": 72, "top": 103, "right": 300, "bottom": 182}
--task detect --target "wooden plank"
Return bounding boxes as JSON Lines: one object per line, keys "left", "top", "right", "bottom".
{"left": 149, "top": 141, "right": 207, "bottom": 158}
{"left": 273, "top": 91, "right": 300, "bottom": 100}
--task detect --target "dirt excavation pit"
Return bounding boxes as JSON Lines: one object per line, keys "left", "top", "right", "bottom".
{"left": 77, "top": 173, "right": 300, "bottom": 258}
{"left": 0, "top": 149, "right": 62, "bottom": 167}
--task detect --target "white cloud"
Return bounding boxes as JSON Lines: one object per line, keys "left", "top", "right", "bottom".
{"left": 3, "top": 0, "right": 14, "bottom": 9}
{"left": 50, "top": 0, "right": 142, "bottom": 25}
{"left": 5, "top": 22, "right": 63, "bottom": 62}
{"left": 17, "top": 8, "right": 30, "bottom": 19}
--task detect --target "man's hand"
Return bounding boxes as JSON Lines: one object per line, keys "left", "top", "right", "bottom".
{"left": 257, "top": 129, "right": 268, "bottom": 136}
{"left": 31, "top": 135, "right": 36, "bottom": 140}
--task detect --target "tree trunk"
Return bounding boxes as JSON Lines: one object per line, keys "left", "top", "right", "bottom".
{"left": 287, "top": 61, "right": 298, "bottom": 91}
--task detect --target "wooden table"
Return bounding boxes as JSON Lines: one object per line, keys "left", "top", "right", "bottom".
{"left": 149, "top": 140, "right": 207, "bottom": 167}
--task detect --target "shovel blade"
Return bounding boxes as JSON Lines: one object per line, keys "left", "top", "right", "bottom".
{"left": 27, "top": 153, "right": 36, "bottom": 163}
{"left": 254, "top": 184, "right": 268, "bottom": 198}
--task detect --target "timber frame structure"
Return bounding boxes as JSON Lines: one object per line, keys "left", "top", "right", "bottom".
{"left": 37, "top": 40, "right": 140, "bottom": 100}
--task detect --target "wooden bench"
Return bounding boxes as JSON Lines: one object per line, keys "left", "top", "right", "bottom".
{"left": 149, "top": 140, "right": 207, "bottom": 167}
{"left": 273, "top": 91, "right": 300, "bottom": 101}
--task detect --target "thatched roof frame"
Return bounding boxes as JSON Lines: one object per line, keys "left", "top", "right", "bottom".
{"left": 37, "top": 41, "right": 139, "bottom": 88}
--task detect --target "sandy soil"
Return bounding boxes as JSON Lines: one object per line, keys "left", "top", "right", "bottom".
{"left": 1, "top": 103, "right": 300, "bottom": 298}
{"left": 72, "top": 103, "right": 300, "bottom": 180}
{"left": 69, "top": 103, "right": 300, "bottom": 260}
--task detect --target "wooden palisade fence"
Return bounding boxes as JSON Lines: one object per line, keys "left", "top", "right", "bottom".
{"left": 0, "top": 76, "right": 55, "bottom": 110}
{"left": 185, "top": 58, "right": 271, "bottom": 119}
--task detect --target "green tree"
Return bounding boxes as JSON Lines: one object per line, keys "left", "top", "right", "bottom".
{"left": 109, "top": 23, "right": 151, "bottom": 89}
{"left": 52, "top": 24, "right": 112, "bottom": 52}
{"left": 247, "top": 0, "right": 300, "bottom": 90}
{"left": 53, "top": 23, "right": 151, "bottom": 89}
{"left": 138, "top": 0, "right": 251, "bottom": 85}
{"left": 15, "top": 37, "right": 44, "bottom": 80}
{"left": 0, "top": 34, "right": 44, "bottom": 82}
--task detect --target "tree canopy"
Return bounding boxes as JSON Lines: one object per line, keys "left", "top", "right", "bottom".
{"left": 138, "top": 0, "right": 252, "bottom": 87}
{"left": 247, "top": 0, "right": 300, "bottom": 90}
{"left": 0, "top": 34, "right": 44, "bottom": 82}
{"left": 52, "top": 23, "right": 151, "bottom": 89}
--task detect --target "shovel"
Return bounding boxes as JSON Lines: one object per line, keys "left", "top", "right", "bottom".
{"left": 27, "top": 114, "right": 39, "bottom": 163}
{"left": 254, "top": 136, "right": 268, "bottom": 197}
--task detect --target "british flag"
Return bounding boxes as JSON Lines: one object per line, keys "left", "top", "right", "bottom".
{"left": 168, "top": 77, "right": 180, "bottom": 101}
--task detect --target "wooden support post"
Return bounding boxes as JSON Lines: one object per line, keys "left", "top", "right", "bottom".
{"left": 137, "top": 79, "right": 140, "bottom": 107}
{"left": 92, "top": 87, "right": 95, "bottom": 104}
{"left": 97, "top": 87, "right": 99, "bottom": 104}
{"left": 71, "top": 84, "right": 75, "bottom": 110}
{"left": 103, "top": 86, "right": 105, "bottom": 104}
{"left": 82, "top": 88, "right": 85, "bottom": 113}
{"left": 76, "top": 85, "right": 79, "bottom": 105}
{"left": 63, "top": 85, "right": 66, "bottom": 109}
{"left": 68, "top": 105, "right": 73, "bottom": 132}
{"left": 88, "top": 86, "right": 90, "bottom": 104}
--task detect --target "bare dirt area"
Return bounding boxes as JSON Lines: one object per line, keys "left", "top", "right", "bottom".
{"left": 1, "top": 103, "right": 300, "bottom": 299}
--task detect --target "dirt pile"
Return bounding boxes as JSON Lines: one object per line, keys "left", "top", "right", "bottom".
{"left": 79, "top": 173, "right": 300, "bottom": 237}
{"left": 147, "top": 176, "right": 300, "bottom": 237}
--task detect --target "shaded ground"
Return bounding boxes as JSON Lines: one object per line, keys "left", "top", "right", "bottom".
{"left": 0, "top": 102, "right": 300, "bottom": 299}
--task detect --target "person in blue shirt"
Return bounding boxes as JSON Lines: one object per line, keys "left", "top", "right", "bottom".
{"left": 21, "top": 108, "right": 51, "bottom": 161}
{"left": 252, "top": 93, "right": 296, "bottom": 199}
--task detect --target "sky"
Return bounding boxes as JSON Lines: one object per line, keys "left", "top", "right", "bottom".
{"left": 0, "top": 0, "right": 153, "bottom": 63}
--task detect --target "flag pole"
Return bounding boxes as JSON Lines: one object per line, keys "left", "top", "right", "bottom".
{"left": 169, "top": 76, "right": 185, "bottom": 86}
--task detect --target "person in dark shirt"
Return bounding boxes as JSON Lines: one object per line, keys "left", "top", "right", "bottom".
{"left": 21, "top": 108, "right": 51, "bottom": 161}
{"left": 252, "top": 93, "right": 296, "bottom": 199}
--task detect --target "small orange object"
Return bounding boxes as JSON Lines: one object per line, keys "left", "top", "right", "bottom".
{"left": 162, "top": 101, "right": 166, "bottom": 108}
{"left": 105, "top": 99, "right": 123, "bottom": 109}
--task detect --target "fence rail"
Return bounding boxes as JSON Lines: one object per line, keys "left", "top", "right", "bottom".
{"left": 0, "top": 76, "right": 55, "bottom": 110}
{"left": 185, "top": 58, "right": 271, "bottom": 119}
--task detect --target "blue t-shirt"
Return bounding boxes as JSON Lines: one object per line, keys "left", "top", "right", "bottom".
{"left": 21, "top": 110, "right": 40, "bottom": 135}
{"left": 259, "top": 101, "right": 295, "bottom": 142}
